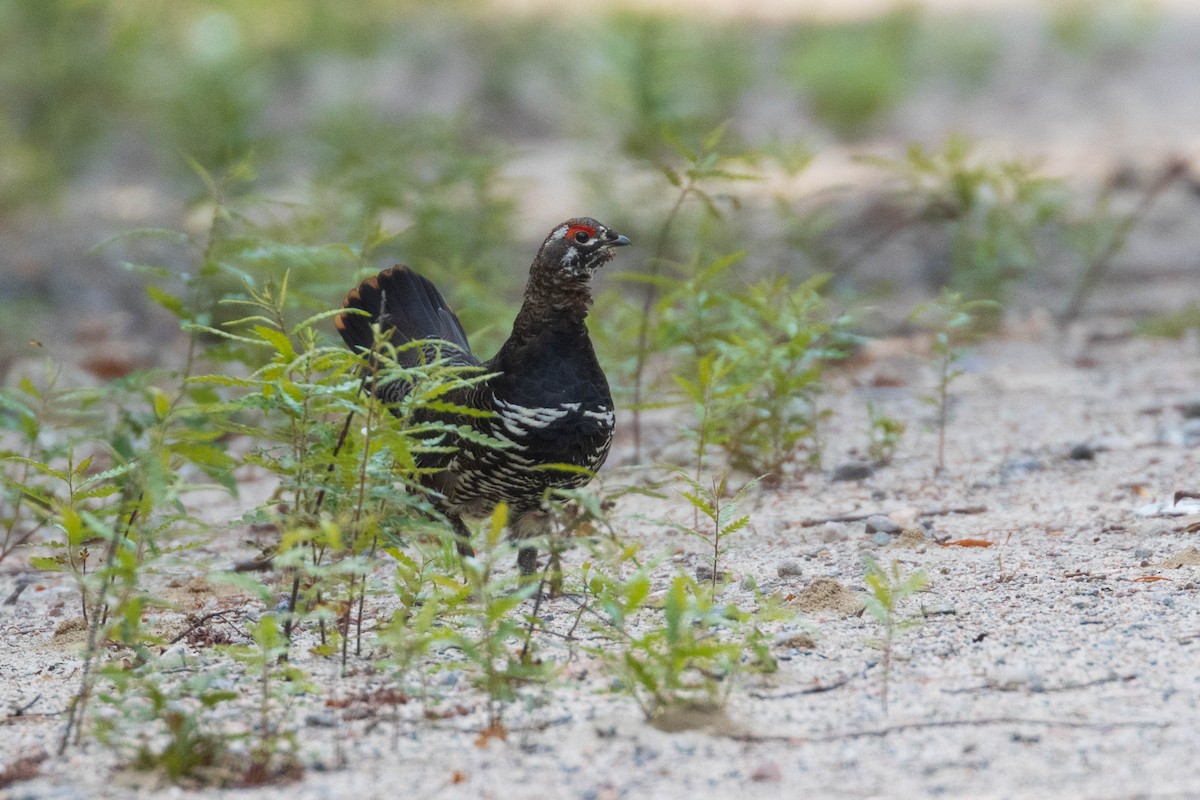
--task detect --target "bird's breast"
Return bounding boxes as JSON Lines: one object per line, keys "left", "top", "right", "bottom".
{"left": 492, "top": 396, "right": 614, "bottom": 464}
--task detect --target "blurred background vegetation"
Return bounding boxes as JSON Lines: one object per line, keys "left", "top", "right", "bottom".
{"left": 0, "top": 0, "right": 1194, "bottom": 380}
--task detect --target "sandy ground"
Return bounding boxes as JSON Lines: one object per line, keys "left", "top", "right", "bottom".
{"left": 4, "top": 323, "right": 1200, "bottom": 799}
{"left": 6, "top": 1, "right": 1200, "bottom": 798}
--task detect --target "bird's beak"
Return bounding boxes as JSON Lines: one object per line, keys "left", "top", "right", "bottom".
{"left": 607, "top": 233, "right": 632, "bottom": 248}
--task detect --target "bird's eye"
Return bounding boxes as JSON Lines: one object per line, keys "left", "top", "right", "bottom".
{"left": 573, "top": 230, "right": 590, "bottom": 244}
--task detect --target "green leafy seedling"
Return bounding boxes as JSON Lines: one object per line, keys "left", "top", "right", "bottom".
{"left": 862, "top": 554, "right": 929, "bottom": 715}
{"left": 866, "top": 401, "right": 906, "bottom": 465}
{"left": 910, "top": 289, "right": 999, "bottom": 474}
{"left": 669, "top": 471, "right": 760, "bottom": 594}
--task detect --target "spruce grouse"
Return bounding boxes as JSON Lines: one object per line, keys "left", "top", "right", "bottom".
{"left": 335, "top": 218, "right": 630, "bottom": 574}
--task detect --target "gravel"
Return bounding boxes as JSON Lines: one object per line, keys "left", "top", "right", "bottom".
{"left": 6, "top": 300, "right": 1200, "bottom": 800}
{"left": 830, "top": 461, "right": 874, "bottom": 482}
{"left": 865, "top": 515, "right": 901, "bottom": 534}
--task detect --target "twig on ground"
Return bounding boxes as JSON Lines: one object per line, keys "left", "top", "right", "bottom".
{"left": 8, "top": 694, "right": 42, "bottom": 718}
{"left": 167, "top": 610, "right": 242, "bottom": 645}
{"left": 0, "top": 713, "right": 60, "bottom": 727}
{"left": 426, "top": 715, "right": 576, "bottom": 736}
{"left": 729, "top": 715, "right": 1169, "bottom": 744}
{"left": 749, "top": 676, "right": 851, "bottom": 700}
{"left": 941, "top": 673, "right": 1136, "bottom": 695}
{"left": 798, "top": 505, "right": 987, "bottom": 528}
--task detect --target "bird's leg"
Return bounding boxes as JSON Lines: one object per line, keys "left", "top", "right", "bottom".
{"left": 448, "top": 514, "right": 482, "bottom": 589}
{"left": 511, "top": 508, "right": 550, "bottom": 578}
{"left": 450, "top": 514, "right": 475, "bottom": 559}
{"left": 517, "top": 546, "right": 538, "bottom": 577}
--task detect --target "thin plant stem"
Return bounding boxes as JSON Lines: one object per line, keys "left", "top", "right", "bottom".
{"left": 1059, "top": 159, "right": 1188, "bottom": 324}
{"left": 281, "top": 575, "right": 302, "bottom": 651}
{"left": 341, "top": 584, "right": 352, "bottom": 670}
{"left": 285, "top": 370, "right": 367, "bottom": 646}
{"left": 710, "top": 475, "right": 721, "bottom": 595}
{"left": 354, "top": 564, "right": 370, "bottom": 658}
{"left": 936, "top": 352, "right": 949, "bottom": 475}
{"left": 630, "top": 182, "right": 694, "bottom": 461}
{"left": 881, "top": 613, "right": 893, "bottom": 716}
{"left": 519, "top": 559, "right": 552, "bottom": 664}
{"left": 59, "top": 505, "right": 138, "bottom": 753}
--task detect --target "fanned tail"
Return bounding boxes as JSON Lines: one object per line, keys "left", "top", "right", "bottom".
{"left": 336, "top": 266, "right": 479, "bottom": 401}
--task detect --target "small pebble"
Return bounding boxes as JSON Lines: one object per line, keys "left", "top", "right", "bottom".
{"left": 750, "top": 761, "right": 782, "bottom": 782}
{"left": 817, "top": 523, "right": 851, "bottom": 543}
{"left": 158, "top": 643, "right": 189, "bottom": 669}
{"left": 777, "top": 560, "right": 804, "bottom": 578}
{"left": 1133, "top": 547, "right": 1154, "bottom": 560}
{"left": 775, "top": 632, "right": 817, "bottom": 650}
{"left": 1002, "top": 457, "right": 1043, "bottom": 475}
{"left": 305, "top": 711, "right": 338, "bottom": 728}
{"left": 1069, "top": 443, "right": 1096, "bottom": 460}
{"left": 831, "top": 460, "right": 874, "bottom": 481}
{"left": 865, "top": 515, "right": 901, "bottom": 534}
{"left": 871, "top": 532, "right": 893, "bottom": 547}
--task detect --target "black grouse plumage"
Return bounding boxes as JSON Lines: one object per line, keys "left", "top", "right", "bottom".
{"left": 335, "top": 217, "right": 630, "bottom": 574}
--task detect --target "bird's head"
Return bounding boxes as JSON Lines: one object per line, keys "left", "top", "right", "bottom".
{"left": 535, "top": 217, "right": 631, "bottom": 281}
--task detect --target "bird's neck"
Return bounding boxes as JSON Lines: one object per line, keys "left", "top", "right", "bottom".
{"left": 508, "top": 268, "right": 593, "bottom": 342}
